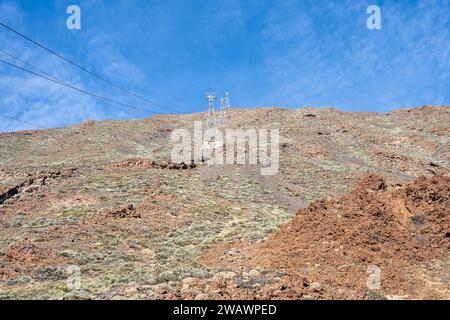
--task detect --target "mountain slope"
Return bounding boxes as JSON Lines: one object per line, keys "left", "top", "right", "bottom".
{"left": 0, "top": 106, "right": 449, "bottom": 299}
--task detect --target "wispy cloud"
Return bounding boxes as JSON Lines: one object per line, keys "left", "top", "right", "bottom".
{"left": 0, "top": 1, "right": 149, "bottom": 132}
{"left": 1, "top": 0, "right": 449, "bottom": 131}
{"left": 259, "top": 0, "right": 450, "bottom": 111}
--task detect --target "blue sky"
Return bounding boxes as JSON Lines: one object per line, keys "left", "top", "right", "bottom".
{"left": 0, "top": 0, "right": 450, "bottom": 131}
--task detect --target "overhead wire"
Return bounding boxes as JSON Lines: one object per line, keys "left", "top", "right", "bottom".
{"left": 0, "top": 113, "right": 47, "bottom": 130}
{"left": 0, "top": 21, "right": 183, "bottom": 114}
{"left": 0, "top": 57, "right": 169, "bottom": 116}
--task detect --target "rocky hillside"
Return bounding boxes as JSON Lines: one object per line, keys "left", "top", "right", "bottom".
{"left": 0, "top": 106, "right": 449, "bottom": 299}
{"left": 201, "top": 174, "right": 449, "bottom": 299}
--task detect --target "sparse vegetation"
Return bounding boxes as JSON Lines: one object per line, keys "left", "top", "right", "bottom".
{"left": 0, "top": 106, "right": 449, "bottom": 299}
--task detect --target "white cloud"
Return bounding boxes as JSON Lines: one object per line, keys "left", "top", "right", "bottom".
{"left": 0, "top": 1, "right": 24, "bottom": 25}
{"left": 259, "top": 0, "right": 450, "bottom": 111}
{"left": 0, "top": 1, "right": 148, "bottom": 132}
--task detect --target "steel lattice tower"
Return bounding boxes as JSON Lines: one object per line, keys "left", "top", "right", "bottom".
{"left": 206, "top": 92, "right": 217, "bottom": 130}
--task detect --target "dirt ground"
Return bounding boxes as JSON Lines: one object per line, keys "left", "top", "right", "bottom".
{"left": 0, "top": 106, "right": 449, "bottom": 299}
{"left": 199, "top": 174, "right": 450, "bottom": 300}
